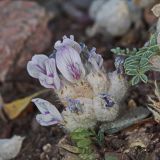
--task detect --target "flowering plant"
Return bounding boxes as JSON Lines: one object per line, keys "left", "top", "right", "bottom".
{"left": 27, "top": 35, "right": 128, "bottom": 132}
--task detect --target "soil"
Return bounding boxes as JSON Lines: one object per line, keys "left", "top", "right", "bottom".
{"left": 0, "top": 2, "right": 160, "bottom": 160}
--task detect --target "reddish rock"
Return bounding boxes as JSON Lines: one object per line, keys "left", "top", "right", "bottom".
{"left": 0, "top": 0, "right": 52, "bottom": 82}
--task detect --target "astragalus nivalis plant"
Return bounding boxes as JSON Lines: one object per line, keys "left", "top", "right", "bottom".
{"left": 27, "top": 35, "right": 128, "bottom": 132}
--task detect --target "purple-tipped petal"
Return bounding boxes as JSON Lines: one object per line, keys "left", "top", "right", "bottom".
{"left": 88, "top": 48, "right": 103, "bottom": 72}
{"left": 39, "top": 76, "right": 56, "bottom": 89}
{"left": 32, "top": 98, "right": 63, "bottom": 123}
{"left": 27, "top": 55, "right": 61, "bottom": 90}
{"left": 54, "top": 35, "right": 82, "bottom": 53}
{"left": 66, "top": 98, "right": 83, "bottom": 113}
{"left": 100, "top": 94, "right": 115, "bottom": 108}
{"left": 44, "top": 58, "right": 61, "bottom": 90}
{"left": 56, "top": 46, "right": 85, "bottom": 82}
{"left": 27, "top": 55, "right": 48, "bottom": 78}
{"left": 32, "top": 98, "right": 49, "bottom": 114}
{"left": 36, "top": 114, "right": 59, "bottom": 126}
{"left": 114, "top": 55, "right": 125, "bottom": 74}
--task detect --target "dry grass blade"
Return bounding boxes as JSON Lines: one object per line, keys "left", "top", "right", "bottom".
{"left": 148, "top": 81, "right": 160, "bottom": 123}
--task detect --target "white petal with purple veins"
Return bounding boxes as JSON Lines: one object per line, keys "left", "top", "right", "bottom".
{"left": 39, "top": 77, "right": 55, "bottom": 89}
{"left": 56, "top": 46, "right": 85, "bottom": 82}
{"left": 36, "top": 114, "right": 59, "bottom": 126}
{"left": 27, "top": 55, "right": 61, "bottom": 90}
{"left": 44, "top": 58, "right": 61, "bottom": 90}
{"left": 32, "top": 98, "right": 63, "bottom": 126}
{"left": 27, "top": 55, "right": 48, "bottom": 78}
{"left": 54, "top": 35, "right": 81, "bottom": 53}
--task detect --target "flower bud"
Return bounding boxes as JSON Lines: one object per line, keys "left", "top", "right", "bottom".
{"left": 62, "top": 97, "right": 97, "bottom": 132}
{"left": 57, "top": 80, "right": 94, "bottom": 105}
{"left": 86, "top": 72, "right": 109, "bottom": 95}
{"left": 108, "top": 71, "right": 128, "bottom": 103}
{"left": 93, "top": 94, "right": 119, "bottom": 121}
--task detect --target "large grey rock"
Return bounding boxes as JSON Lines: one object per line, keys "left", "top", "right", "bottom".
{"left": 0, "top": 0, "right": 52, "bottom": 82}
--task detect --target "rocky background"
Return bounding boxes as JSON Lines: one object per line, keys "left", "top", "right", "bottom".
{"left": 0, "top": 0, "right": 160, "bottom": 160}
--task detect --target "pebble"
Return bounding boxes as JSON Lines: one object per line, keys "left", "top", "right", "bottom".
{"left": 43, "top": 143, "right": 52, "bottom": 153}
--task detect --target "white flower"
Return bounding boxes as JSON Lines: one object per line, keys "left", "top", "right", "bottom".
{"left": 88, "top": 47, "right": 104, "bottom": 72}
{"left": 32, "top": 98, "right": 63, "bottom": 126}
{"left": 27, "top": 54, "right": 48, "bottom": 78}
{"left": 27, "top": 55, "right": 61, "bottom": 90}
{"left": 54, "top": 35, "right": 82, "bottom": 54}
{"left": 56, "top": 46, "right": 85, "bottom": 83}
{"left": 62, "top": 97, "right": 97, "bottom": 132}
{"left": 93, "top": 94, "right": 119, "bottom": 122}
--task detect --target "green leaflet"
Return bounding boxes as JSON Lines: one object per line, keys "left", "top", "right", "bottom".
{"left": 148, "top": 45, "right": 159, "bottom": 53}
{"left": 139, "top": 74, "right": 148, "bottom": 83}
{"left": 149, "top": 33, "right": 158, "bottom": 46}
{"left": 143, "top": 50, "right": 153, "bottom": 58}
{"left": 105, "top": 155, "right": 118, "bottom": 160}
{"left": 131, "top": 75, "right": 140, "bottom": 85}
{"left": 125, "top": 34, "right": 159, "bottom": 85}
{"left": 140, "top": 57, "right": 149, "bottom": 67}
{"left": 70, "top": 128, "right": 94, "bottom": 140}
{"left": 111, "top": 47, "right": 137, "bottom": 56}
{"left": 77, "top": 139, "right": 92, "bottom": 148}
{"left": 70, "top": 128, "right": 96, "bottom": 160}
{"left": 111, "top": 33, "right": 160, "bottom": 85}
{"left": 125, "top": 70, "right": 138, "bottom": 76}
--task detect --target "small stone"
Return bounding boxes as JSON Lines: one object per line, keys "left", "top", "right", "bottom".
{"left": 43, "top": 143, "right": 52, "bottom": 153}
{"left": 128, "top": 99, "right": 137, "bottom": 109}
{"left": 40, "top": 152, "right": 45, "bottom": 160}
{"left": 40, "top": 152, "right": 49, "bottom": 160}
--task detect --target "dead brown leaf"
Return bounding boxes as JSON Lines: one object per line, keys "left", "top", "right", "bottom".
{"left": 3, "top": 89, "right": 49, "bottom": 119}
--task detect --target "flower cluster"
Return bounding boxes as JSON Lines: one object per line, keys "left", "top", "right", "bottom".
{"left": 27, "top": 35, "right": 128, "bottom": 132}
